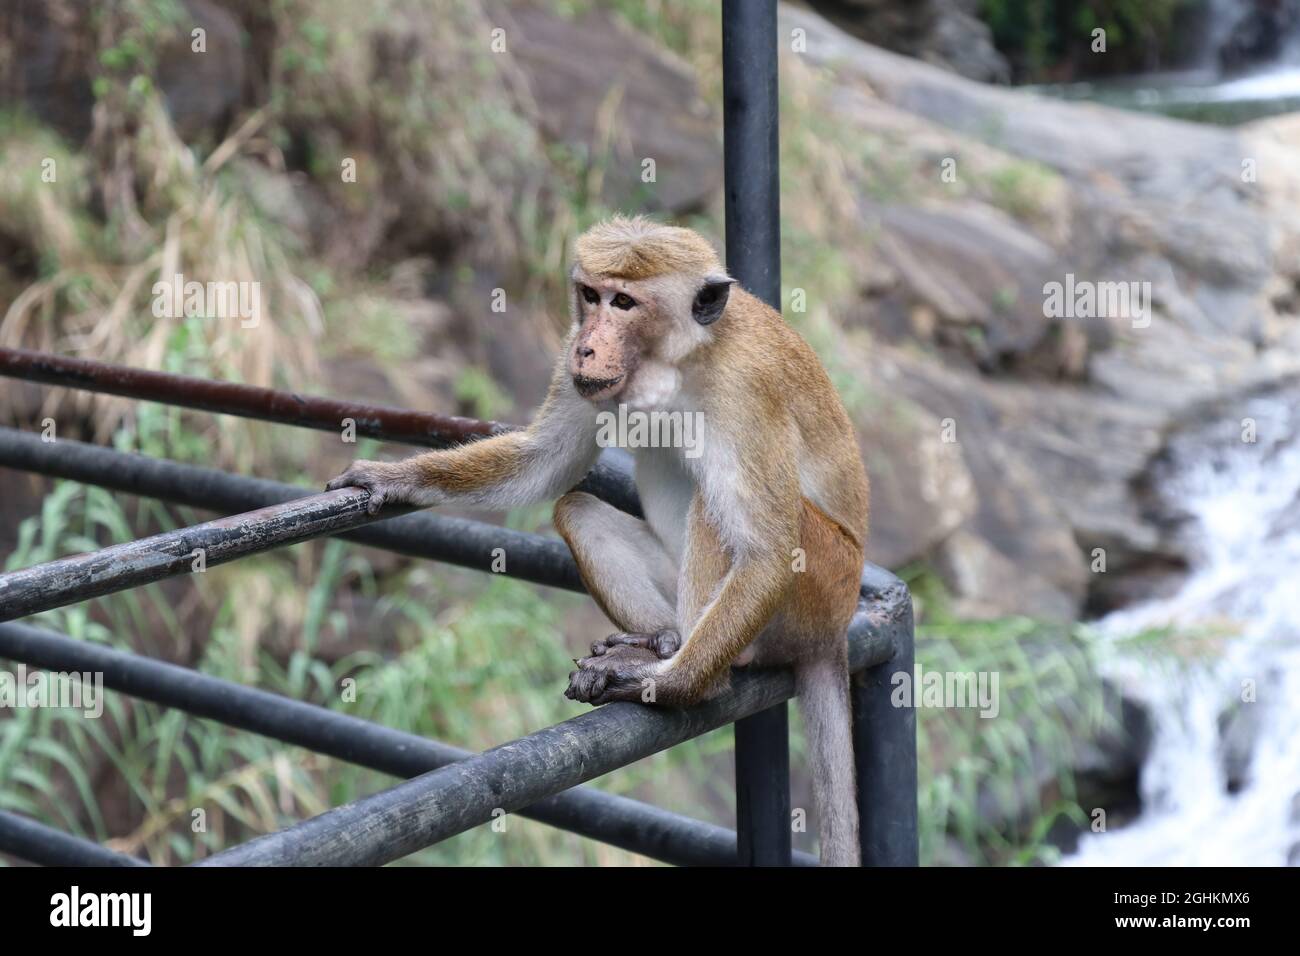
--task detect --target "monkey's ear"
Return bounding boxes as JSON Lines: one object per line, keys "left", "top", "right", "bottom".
{"left": 692, "top": 277, "right": 733, "bottom": 326}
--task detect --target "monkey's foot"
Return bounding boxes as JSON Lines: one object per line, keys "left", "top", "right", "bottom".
{"left": 589, "top": 628, "right": 681, "bottom": 661}
{"left": 565, "top": 645, "right": 659, "bottom": 706}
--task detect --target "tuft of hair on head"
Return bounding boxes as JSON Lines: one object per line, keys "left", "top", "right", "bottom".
{"left": 574, "top": 215, "right": 722, "bottom": 281}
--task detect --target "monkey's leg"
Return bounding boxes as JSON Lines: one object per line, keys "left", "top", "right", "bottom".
{"left": 675, "top": 495, "right": 730, "bottom": 625}
{"left": 553, "top": 491, "right": 679, "bottom": 645}
{"left": 568, "top": 494, "right": 743, "bottom": 707}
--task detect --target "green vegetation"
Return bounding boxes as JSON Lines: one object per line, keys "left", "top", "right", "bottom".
{"left": 902, "top": 567, "right": 1114, "bottom": 865}
{"left": 980, "top": 0, "right": 1198, "bottom": 82}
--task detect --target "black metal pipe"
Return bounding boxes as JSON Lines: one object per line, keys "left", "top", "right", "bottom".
{"left": 195, "top": 595, "right": 899, "bottom": 867}
{"left": 0, "top": 809, "right": 148, "bottom": 867}
{"left": 0, "top": 347, "right": 642, "bottom": 517}
{"left": 723, "top": 0, "right": 782, "bottom": 311}
{"left": 734, "top": 702, "right": 792, "bottom": 865}
{"left": 722, "top": 0, "right": 790, "bottom": 867}
{"left": 0, "top": 427, "right": 583, "bottom": 620}
{"left": 0, "top": 485, "right": 383, "bottom": 621}
{"left": 853, "top": 563, "right": 919, "bottom": 866}
{"left": 0, "top": 622, "right": 815, "bottom": 867}
{"left": 0, "top": 346, "right": 499, "bottom": 443}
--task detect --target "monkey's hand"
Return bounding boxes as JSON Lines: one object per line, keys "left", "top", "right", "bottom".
{"left": 565, "top": 645, "right": 661, "bottom": 706}
{"left": 326, "top": 459, "right": 439, "bottom": 515}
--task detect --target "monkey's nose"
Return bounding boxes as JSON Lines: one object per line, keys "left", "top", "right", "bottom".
{"left": 577, "top": 346, "right": 595, "bottom": 359}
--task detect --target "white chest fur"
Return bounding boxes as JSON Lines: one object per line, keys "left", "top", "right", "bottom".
{"left": 633, "top": 446, "right": 695, "bottom": 563}
{"left": 621, "top": 360, "right": 681, "bottom": 411}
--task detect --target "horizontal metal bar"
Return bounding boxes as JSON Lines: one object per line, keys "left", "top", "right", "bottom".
{"left": 0, "top": 809, "right": 148, "bottom": 867}
{"left": 0, "top": 426, "right": 583, "bottom": 620}
{"left": 0, "top": 347, "right": 499, "bottom": 444}
{"left": 0, "top": 347, "right": 642, "bottom": 516}
{"left": 195, "top": 580, "right": 902, "bottom": 867}
{"left": 0, "top": 485, "right": 384, "bottom": 621}
{"left": 0, "top": 622, "right": 813, "bottom": 866}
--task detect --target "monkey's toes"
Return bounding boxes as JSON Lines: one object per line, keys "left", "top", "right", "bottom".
{"left": 649, "top": 629, "right": 682, "bottom": 659}
{"left": 565, "top": 667, "right": 609, "bottom": 704}
{"left": 590, "top": 632, "right": 646, "bottom": 656}
{"left": 590, "top": 629, "right": 681, "bottom": 660}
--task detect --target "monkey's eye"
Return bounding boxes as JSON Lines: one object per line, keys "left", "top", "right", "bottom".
{"left": 611, "top": 292, "right": 636, "bottom": 311}
{"left": 579, "top": 285, "right": 600, "bottom": 305}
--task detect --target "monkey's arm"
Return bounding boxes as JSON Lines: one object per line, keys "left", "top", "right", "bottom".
{"left": 326, "top": 367, "right": 600, "bottom": 514}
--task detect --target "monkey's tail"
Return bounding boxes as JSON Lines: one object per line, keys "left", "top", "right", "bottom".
{"left": 794, "top": 656, "right": 860, "bottom": 866}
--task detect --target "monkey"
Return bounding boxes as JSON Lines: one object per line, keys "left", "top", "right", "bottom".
{"left": 326, "top": 216, "right": 870, "bottom": 866}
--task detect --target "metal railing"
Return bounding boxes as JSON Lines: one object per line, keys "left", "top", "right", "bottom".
{"left": 0, "top": 0, "right": 917, "bottom": 867}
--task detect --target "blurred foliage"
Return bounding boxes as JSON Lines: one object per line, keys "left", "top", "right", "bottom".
{"left": 980, "top": 0, "right": 1202, "bottom": 82}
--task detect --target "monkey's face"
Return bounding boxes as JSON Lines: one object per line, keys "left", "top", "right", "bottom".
{"left": 568, "top": 274, "right": 653, "bottom": 403}
{"left": 568, "top": 268, "right": 733, "bottom": 404}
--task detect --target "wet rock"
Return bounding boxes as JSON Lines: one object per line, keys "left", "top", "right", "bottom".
{"left": 1218, "top": 0, "right": 1300, "bottom": 76}
{"left": 1219, "top": 697, "right": 1265, "bottom": 794}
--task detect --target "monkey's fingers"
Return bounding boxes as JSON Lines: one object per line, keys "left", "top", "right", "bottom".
{"left": 324, "top": 466, "right": 392, "bottom": 515}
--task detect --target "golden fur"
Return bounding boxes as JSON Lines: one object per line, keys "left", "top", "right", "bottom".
{"left": 574, "top": 215, "right": 722, "bottom": 280}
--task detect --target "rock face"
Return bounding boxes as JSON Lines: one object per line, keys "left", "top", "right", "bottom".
{"left": 782, "top": 5, "right": 1300, "bottom": 619}
{"left": 490, "top": 2, "right": 722, "bottom": 215}
{"left": 804, "top": 0, "right": 1010, "bottom": 83}
{"left": 1, "top": 0, "right": 245, "bottom": 143}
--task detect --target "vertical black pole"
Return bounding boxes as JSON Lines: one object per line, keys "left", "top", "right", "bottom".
{"left": 722, "top": 0, "right": 781, "bottom": 308}
{"left": 723, "top": 0, "right": 790, "bottom": 867}
{"left": 853, "top": 573, "right": 919, "bottom": 866}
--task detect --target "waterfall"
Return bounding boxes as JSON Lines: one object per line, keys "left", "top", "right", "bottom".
{"left": 1202, "top": 0, "right": 1247, "bottom": 65}
{"left": 1067, "top": 392, "right": 1300, "bottom": 865}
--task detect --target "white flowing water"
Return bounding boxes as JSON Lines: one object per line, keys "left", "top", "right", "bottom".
{"left": 1067, "top": 394, "right": 1300, "bottom": 866}
{"left": 1201, "top": 66, "right": 1300, "bottom": 102}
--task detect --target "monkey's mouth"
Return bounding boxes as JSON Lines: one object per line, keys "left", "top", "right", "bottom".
{"left": 573, "top": 374, "right": 624, "bottom": 399}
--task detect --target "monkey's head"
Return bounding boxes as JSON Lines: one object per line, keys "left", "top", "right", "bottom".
{"left": 568, "top": 216, "right": 733, "bottom": 403}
